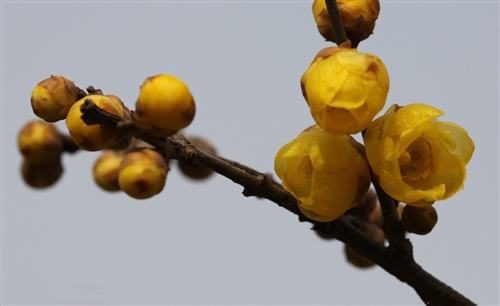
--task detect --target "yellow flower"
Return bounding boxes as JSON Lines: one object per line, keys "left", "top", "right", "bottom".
{"left": 274, "top": 125, "right": 371, "bottom": 222}
{"left": 364, "top": 103, "right": 474, "bottom": 207}
{"left": 312, "top": 0, "right": 380, "bottom": 46}
{"left": 301, "top": 47, "right": 389, "bottom": 136}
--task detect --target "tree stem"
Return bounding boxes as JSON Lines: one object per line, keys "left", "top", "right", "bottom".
{"left": 325, "top": 0, "right": 348, "bottom": 46}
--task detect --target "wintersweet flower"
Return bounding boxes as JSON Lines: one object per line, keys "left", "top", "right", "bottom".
{"left": 301, "top": 47, "right": 389, "bottom": 136}
{"left": 364, "top": 103, "right": 474, "bottom": 207}
{"left": 274, "top": 125, "right": 371, "bottom": 222}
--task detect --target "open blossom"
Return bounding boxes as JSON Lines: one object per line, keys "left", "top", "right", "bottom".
{"left": 364, "top": 103, "right": 474, "bottom": 207}
{"left": 274, "top": 125, "right": 371, "bottom": 222}
{"left": 301, "top": 47, "right": 389, "bottom": 136}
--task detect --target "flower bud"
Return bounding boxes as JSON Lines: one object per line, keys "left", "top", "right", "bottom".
{"left": 344, "top": 221, "right": 384, "bottom": 268}
{"left": 346, "top": 188, "right": 377, "bottom": 221}
{"left": 93, "top": 150, "right": 125, "bottom": 192}
{"left": 18, "top": 120, "right": 62, "bottom": 164}
{"left": 21, "top": 159, "right": 63, "bottom": 188}
{"left": 134, "top": 74, "right": 196, "bottom": 138}
{"left": 118, "top": 148, "right": 168, "bottom": 199}
{"left": 274, "top": 125, "right": 371, "bottom": 222}
{"left": 368, "top": 202, "right": 405, "bottom": 227}
{"left": 30, "top": 75, "right": 78, "bottom": 122}
{"left": 65, "top": 95, "right": 126, "bottom": 151}
{"left": 401, "top": 205, "right": 438, "bottom": 235}
{"left": 178, "top": 137, "right": 216, "bottom": 180}
{"left": 301, "top": 47, "right": 389, "bottom": 136}
{"left": 312, "top": 0, "right": 380, "bottom": 47}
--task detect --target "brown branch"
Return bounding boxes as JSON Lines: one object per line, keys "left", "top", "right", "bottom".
{"left": 79, "top": 101, "right": 476, "bottom": 305}
{"left": 325, "top": 0, "right": 348, "bottom": 46}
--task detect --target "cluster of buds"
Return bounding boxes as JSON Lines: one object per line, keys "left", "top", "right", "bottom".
{"left": 274, "top": 0, "right": 474, "bottom": 260}
{"left": 20, "top": 74, "right": 214, "bottom": 199}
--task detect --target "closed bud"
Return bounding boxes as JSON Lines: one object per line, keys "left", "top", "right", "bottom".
{"left": 301, "top": 47, "right": 389, "bottom": 136}
{"left": 93, "top": 150, "right": 125, "bottom": 192}
{"left": 401, "top": 205, "right": 438, "bottom": 235}
{"left": 178, "top": 137, "right": 216, "bottom": 180}
{"left": 312, "top": 0, "right": 380, "bottom": 47}
{"left": 21, "top": 159, "right": 63, "bottom": 188}
{"left": 118, "top": 148, "right": 168, "bottom": 199}
{"left": 65, "top": 95, "right": 126, "bottom": 151}
{"left": 346, "top": 188, "right": 377, "bottom": 220}
{"left": 134, "top": 74, "right": 196, "bottom": 138}
{"left": 368, "top": 202, "right": 406, "bottom": 227}
{"left": 18, "top": 120, "right": 62, "bottom": 164}
{"left": 31, "top": 75, "right": 78, "bottom": 122}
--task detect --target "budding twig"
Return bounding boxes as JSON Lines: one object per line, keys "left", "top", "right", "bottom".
{"left": 78, "top": 100, "right": 475, "bottom": 306}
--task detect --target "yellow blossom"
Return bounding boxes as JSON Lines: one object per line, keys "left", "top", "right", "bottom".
{"left": 274, "top": 125, "right": 371, "bottom": 222}
{"left": 301, "top": 47, "right": 389, "bottom": 136}
{"left": 364, "top": 103, "right": 474, "bottom": 207}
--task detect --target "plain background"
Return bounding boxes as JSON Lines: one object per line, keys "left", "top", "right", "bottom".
{"left": 1, "top": 1, "right": 499, "bottom": 305}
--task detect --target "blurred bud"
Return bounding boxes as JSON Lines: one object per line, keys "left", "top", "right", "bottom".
{"left": 134, "top": 74, "right": 196, "bottom": 138}
{"left": 93, "top": 150, "right": 125, "bottom": 192}
{"left": 368, "top": 202, "right": 406, "bottom": 227}
{"left": 346, "top": 188, "right": 377, "bottom": 220}
{"left": 178, "top": 137, "right": 216, "bottom": 180}
{"left": 18, "top": 120, "right": 62, "bottom": 164}
{"left": 65, "top": 95, "right": 126, "bottom": 151}
{"left": 30, "top": 75, "right": 78, "bottom": 122}
{"left": 401, "top": 205, "right": 438, "bottom": 235}
{"left": 312, "top": 0, "right": 380, "bottom": 47}
{"left": 118, "top": 148, "right": 168, "bottom": 199}
{"left": 344, "top": 221, "right": 384, "bottom": 268}
{"left": 21, "top": 159, "right": 63, "bottom": 188}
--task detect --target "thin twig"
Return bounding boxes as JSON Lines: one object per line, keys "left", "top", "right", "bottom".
{"left": 325, "top": 0, "right": 348, "bottom": 46}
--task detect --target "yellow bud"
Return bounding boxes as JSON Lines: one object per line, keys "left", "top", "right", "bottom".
{"left": 178, "top": 137, "right": 216, "bottom": 180}
{"left": 118, "top": 148, "right": 168, "bottom": 199}
{"left": 401, "top": 205, "right": 438, "bottom": 235}
{"left": 312, "top": 0, "right": 380, "bottom": 47}
{"left": 93, "top": 150, "right": 125, "bottom": 192}
{"left": 65, "top": 95, "right": 126, "bottom": 151}
{"left": 18, "top": 120, "right": 62, "bottom": 164}
{"left": 21, "top": 159, "right": 63, "bottom": 189}
{"left": 134, "top": 74, "right": 196, "bottom": 138}
{"left": 301, "top": 47, "right": 389, "bottom": 136}
{"left": 364, "top": 103, "right": 475, "bottom": 206}
{"left": 274, "top": 125, "right": 371, "bottom": 222}
{"left": 30, "top": 75, "right": 78, "bottom": 122}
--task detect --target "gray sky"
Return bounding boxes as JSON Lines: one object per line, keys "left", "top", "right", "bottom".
{"left": 1, "top": 1, "right": 499, "bottom": 305}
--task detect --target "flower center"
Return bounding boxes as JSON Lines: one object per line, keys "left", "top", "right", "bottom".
{"left": 398, "top": 138, "right": 432, "bottom": 182}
